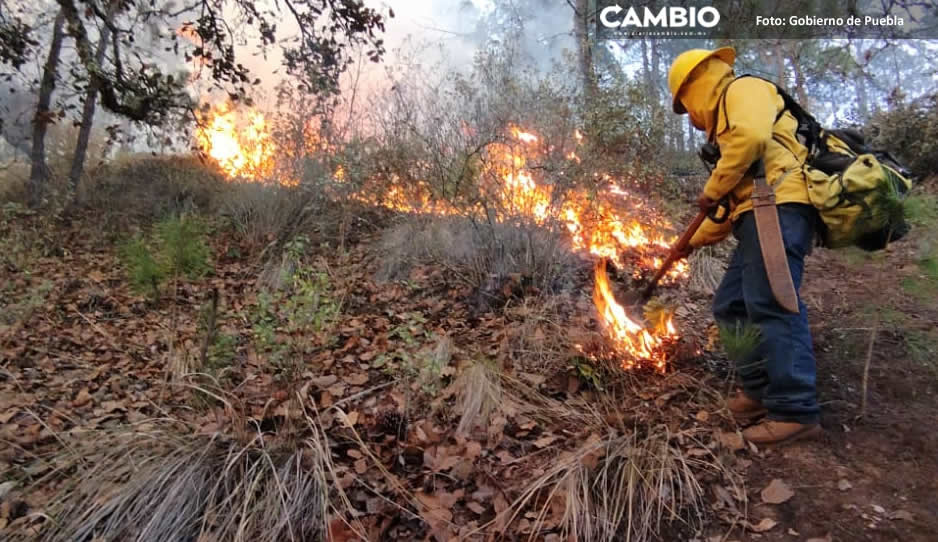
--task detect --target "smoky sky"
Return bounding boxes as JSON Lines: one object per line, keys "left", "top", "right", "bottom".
{"left": 372, "top": 0, "right": 576, "bottom": 71}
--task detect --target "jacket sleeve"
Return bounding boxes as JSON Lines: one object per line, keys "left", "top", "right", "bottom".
{"left": 689, "top": 216, "right": 733, "bottom": 248}
{"left": 702, "top": 78, "right": 778, "bottom": 202}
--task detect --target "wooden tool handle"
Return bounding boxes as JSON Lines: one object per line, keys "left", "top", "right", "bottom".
{"left": 641, "top": 209, "right": 709, "bottom": 300}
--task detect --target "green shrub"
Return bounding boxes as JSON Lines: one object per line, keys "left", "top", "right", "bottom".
{"left": 120, "top": 215, "right": 211, "bottom": 297}
{"left": 155, "top": 215, "right": 212, "bottom": 279}
{"left": 120, "top": 236, "right": 165, "bottom": 297}
{"left": 204, "top": 332, "right": 238, "bottom": 375}
{"left": 250, "top": 236, "right": 341, "bottom": 380}
{"left": 867, "top": 93, "right": 938, "bottom": 180}
{"left": 903, "top": 194, "right": 938, "bottom": 228}
{"left": 718, "top": 321, "right": 762, "bottom": 362}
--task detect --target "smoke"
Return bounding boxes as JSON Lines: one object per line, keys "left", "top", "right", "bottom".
{"left": 374, "top": 0, "right": 576, "bottom": 72}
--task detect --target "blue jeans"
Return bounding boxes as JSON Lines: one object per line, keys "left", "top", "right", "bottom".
{"left": 712, "top": 204, "right": 820, "bottom": 424}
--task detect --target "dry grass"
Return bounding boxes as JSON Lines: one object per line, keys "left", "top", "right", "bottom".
{"left": 79, "top": 154, "right": 227, "bottom": 226}
{"left": 0, "top": 160, "right": 29, "bottom": 202}
{"left": 448, "top": 369, "right": 742, "bottom": 541}
{"left": 503, "top": 294, "right": 582, "bottom": 375}
{"left": 220, "top": 182, "right": 316, "bottom": 252}
{"left": 689, "top": 246, "right": 727, "bottom": 295}
{"left": 377, "top": 215, "right": 582, "bottom": 295}
{"left": 506, "top": 424, "right": 736, "bottom": 542}
{"left": 454, "top": 360, "right": 503, "bottom": 435}
{"left": 20, "top": 416, "right": 333, "bottom": 542}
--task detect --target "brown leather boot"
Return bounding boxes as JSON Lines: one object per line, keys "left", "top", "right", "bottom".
{"left": 743, "top": 420, "right": 821, "bottom": 445}
{"left": 726, "top": 392, "right": 767, "bottom": 422}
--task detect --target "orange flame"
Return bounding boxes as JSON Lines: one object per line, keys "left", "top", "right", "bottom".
{"left": 195, "top": 103, "right": 278, "bottom": 182}
{"left": 197, "top": 112, "right": 688, "bottom": 369}
{"left": 593, "top": 259, "right": 677, "bottom": 371}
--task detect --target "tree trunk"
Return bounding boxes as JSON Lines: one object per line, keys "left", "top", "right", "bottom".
{"left": 687, "top": 116, "right": 696, "bottom": 149}
{"left": 672, "top": 117, "right": 680, "bottom": 153}
{"left": 650, "top": 38, "right": 660, "bottom": 101}
{"left": 791, "top": 56, "right": 809, "bottom": 109}
{"left": 773, "top": 41, "right": 787, "bottom": 88}
{"left": 573, "top": 0, "right": 597, "bottom": 102}
{"left": 640, "top": 38, "right": 651, "bottom": 93}
{"left": 28, "top": 10, "right": 67, "bottom": 207}
{"left": 68, "top": 2, "right": 116, "bottom": 197}
{"left": 856, "top": 73, "right": 869, "bottom": 122}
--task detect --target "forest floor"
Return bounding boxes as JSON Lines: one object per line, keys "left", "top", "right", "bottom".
{"left": 1, "top": 177, "right": 937, "bottom": 541}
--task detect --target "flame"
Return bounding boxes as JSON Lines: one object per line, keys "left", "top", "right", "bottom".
{"left": 196, "top": 103, "right": 278, "bottom": 182}
{"left": 197, "top": 111, "right": 689, "bottom": 369}
{"left": 593, "top": 259, "right": 678, "bottom": 371}
{"left": 512, "top": 126, "right": 539, "bottom": 143}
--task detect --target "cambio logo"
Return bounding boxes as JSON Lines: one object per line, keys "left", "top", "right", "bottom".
{"left": 600, "top": 5, "right": 721, "bottom": 29}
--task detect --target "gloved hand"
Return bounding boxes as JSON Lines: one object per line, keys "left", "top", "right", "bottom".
{"left": 697, "top": 193, "right": 717, "bottom": 211}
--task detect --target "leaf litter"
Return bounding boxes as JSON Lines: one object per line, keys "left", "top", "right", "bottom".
{"left": 0, "top": 212, "right": 753, "bottom": 541}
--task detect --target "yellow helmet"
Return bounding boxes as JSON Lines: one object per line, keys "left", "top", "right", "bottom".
{"left": 668, "top": 47, "right": 736, "bottom": 114}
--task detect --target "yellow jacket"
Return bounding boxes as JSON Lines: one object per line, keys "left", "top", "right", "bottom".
{"left": 683, "top": 58, "right": 812, "bottom": 248}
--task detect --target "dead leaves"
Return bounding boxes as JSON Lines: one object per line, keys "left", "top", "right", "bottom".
{"left": 760, "top": 478, "right": 794, "bottom": 504}
{"left": 717, "top": 430, "right": 745, "bottom": 451}
{"left": 415, "top": 489, "right": 463, "bottom": 539}
{"left": 747, "top": 517, "right": 778, "bottom": 532}
{"left": 343, "top": 372, "right": 369, "bottom": 386}
{"left": 72, "top": 387, "right": 93, "bottom": 408}
{"left": 532, "top": 434, "right": 559, "bottom": 449}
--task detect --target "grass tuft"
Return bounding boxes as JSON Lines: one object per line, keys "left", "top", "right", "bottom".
{"left": 718, "top": 321, "right": 762, "bottom": 362}
{"left": 25, "top": 419, "right": 331, "bottom": 542}
{"left": 506, "top": 425, "right": 734, "bottom": 542}
{"left": 903, "top": 193, "right": 938, "bottom": 228}
{"left": 454, "top": 359, "right": 503, "bottom": 436}
{"left": 376, "top": 215, "right": 581, "bottom": 297}
{"left": 688, "top": 246, "right": 726, "bottom": 294}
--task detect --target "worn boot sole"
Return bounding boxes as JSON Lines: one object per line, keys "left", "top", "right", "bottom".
{"left": 748, "top": 424, "right": 822, "bottom": 447}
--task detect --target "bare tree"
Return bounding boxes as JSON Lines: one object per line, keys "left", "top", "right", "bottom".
{"left": 27, "top": 10, "right": 65, "bottom": 207}
{"left": 67, "top": 0, "right": 118, "bottom": 195}
{"left": 573, "top": 0, "right": 597, "bottom": 101}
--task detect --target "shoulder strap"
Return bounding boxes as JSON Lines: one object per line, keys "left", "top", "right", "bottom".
{"left": 711, "top": 74, "right": 822, "bottom": 155}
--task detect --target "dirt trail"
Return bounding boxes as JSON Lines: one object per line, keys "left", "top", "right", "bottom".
{"left": 722, "top": 246, "right": 938, "bottom": 542}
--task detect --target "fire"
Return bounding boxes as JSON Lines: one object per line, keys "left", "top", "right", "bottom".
{"left": 196, "top": 107, "right": 688, "bottom": 369}
{"left": 593, "top": 259, "right": 678, "bottom": 371}
{"left": 195, "top": 103, "right": 278, "bottom": 182}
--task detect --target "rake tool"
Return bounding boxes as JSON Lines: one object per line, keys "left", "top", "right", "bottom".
{"left": 623, "top": 143, "right": 729, "bottom": 307}
{"left": 638, "top": 207, "right": 710, "bottom": 302}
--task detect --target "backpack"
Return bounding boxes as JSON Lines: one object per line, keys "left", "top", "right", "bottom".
{"left": 717, "top": 75, "right": 914, "bottom": 251}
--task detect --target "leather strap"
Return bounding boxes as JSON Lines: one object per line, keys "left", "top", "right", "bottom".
{"left": 751, "top": 170, "right": 800, "bottom": 314}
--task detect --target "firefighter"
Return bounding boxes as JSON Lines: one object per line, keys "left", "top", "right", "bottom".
{"left": 668, "top": 47, "right": 821, "bottom": 445}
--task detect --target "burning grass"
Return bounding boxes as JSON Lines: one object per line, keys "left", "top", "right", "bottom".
{"left": 193, "top": 98, "right": 689, "bottom": 371}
